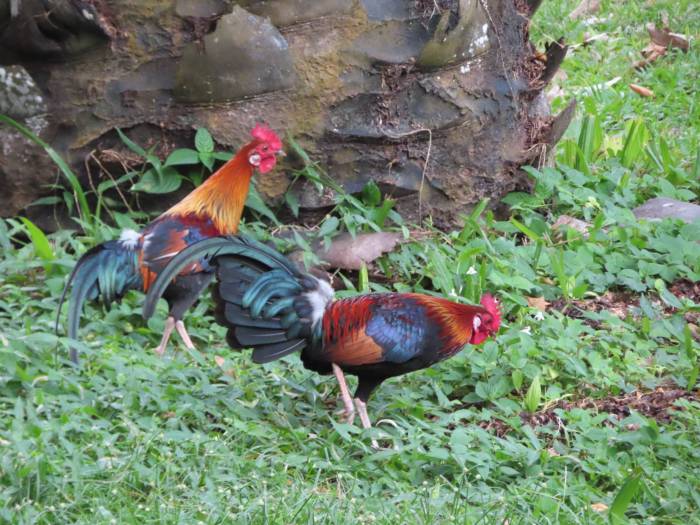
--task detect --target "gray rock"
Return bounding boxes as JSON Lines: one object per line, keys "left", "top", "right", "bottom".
{"left": 0, "top": 66, "right": 47, "bottom": 118}
{"left": 174, "top": 6, "right": 295, "bottom": 103}
{"left": 633, "top": 197, "right": 700, "bottom": 224}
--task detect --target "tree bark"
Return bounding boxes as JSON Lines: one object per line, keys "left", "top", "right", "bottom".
{"left": 0, "top": 0, "right": 574, "bottom": 228}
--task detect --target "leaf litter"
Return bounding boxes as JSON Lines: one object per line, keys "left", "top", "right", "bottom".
{"left": 550, "top": 279, "right": 700, "bottom": 331}
{"left": 477, "top": 387, "right": 699, "bottom": 438}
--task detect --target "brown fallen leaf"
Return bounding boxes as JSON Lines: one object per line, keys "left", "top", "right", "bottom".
{"left": 526, "top": 296, "right": 550, "bottom": 311}
{"left": 635, "top": 23, "right": 690, "bottom": 69}
{"left": 647, "top": 23, "right": 690, "bottom": 51}
{"left": 317, "top": 232, "right": 402, "bottom": 271}
{"left": 552, "top": 215, "right": 591, "bottom": 237}
{"left": 214, "top": 355, "right": 225, "bottom": 367}
{"left": 629, "top": 83, "right": 654, "bottom": 97}
{"left": 591, "top": 503, "right": 609, "bottom": 513}
{"left": 570, "top": 0, "right": 600, "bottom": 20}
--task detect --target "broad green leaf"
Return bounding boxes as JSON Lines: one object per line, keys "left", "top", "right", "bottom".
{"left": 213, "top": 151, "right": 233, "bottom": 162}
{"left": 524, "top": 375, "right": 541, "bottom": 413}
{"left": 116, "top": 128, "right": 147, "bottom": 157}
{"left": 358, "top": 263, "right": 370, "bottom": 293}
{"left": 244, "top": 185, "right": 280, "bottom": 225}
{"left": 370, "top": 199, "right": 394, "bottom": 228}
{"left": 165, "top": 148, "right": 200, "bottom": 166}
{"left": 285, "top": 191, "right": 300, "bottom": 217}
{"left": 510, "top": 217, "right": 542, "bottom": 242}
{"left": 195, "top": 128, "right": 214, "bottom": 153}
{"left": 318, "top": 216, "right": 339, "bottom": 238}
{"left": 0, "top": 219, "right": 11, "bottom": 251}
{"left": 512, "top": 369, "right": 523, "bottom": 390}
{"left": 609, "top": 474, "right": 642, "bottom": 524}
{"left": 199, "top": 152, "right": 215, "bottom": 171}
{"left": 132, "top": 168, "right": 182, "bottom": 194}
{"left": 687, "top": 364, "right": 699, "bottom": 392}
{"left": 362, "top": 181, "right": 382, "bottom": 207}
{"left": 468, "top": 198, "right": 490, "bottom": 221}
{"left": 19, "top": 217, "right": 55, "bottom": 269}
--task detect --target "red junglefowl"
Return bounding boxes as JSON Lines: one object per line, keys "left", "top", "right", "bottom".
{"left": 142, "top": 236, "right": 501, "bottom": 445}
{"left": 56, "top": 125, "right": 283, "bottom": 363}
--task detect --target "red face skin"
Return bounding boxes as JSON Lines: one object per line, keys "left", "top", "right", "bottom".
{"left": 469, "top": 294, "right": 502, "bottom": 344}
{"left": 248, "top": 123, "right": 283, "bottom": 174}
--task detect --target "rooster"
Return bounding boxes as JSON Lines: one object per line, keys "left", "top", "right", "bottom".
{"left": 142, "top": 236, "right": 501, "bottom": 444}
{"left": 57, "top": 124, "right": 283, "bottom": 363}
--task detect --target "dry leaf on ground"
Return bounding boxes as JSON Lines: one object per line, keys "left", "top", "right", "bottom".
{"left": 552, "top": 215, "right": 592, "bottom": 237}
{"left": 591, "top": 503, "right": 609, "bottom": 513}
{"left": 570, "top": 0, "right": 600, "bottom": 20}
{"left": 647, "top": 23, "right": 690, "bottom": 51}
{"left": 317, "top": 232, "right": 402, "bottom": 270}
{"left": 634, "top": 23, "right": 690, "bottom": 68}
{"left": 527, "top": 296, "right": 550, "bottom": 311}
{"left": 629, "top": 83, "right": 654, "bottom": 97}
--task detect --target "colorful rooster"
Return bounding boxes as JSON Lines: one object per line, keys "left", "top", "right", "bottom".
{"left": 142, "top": 236, "right": 501, "bottom": 444}
{"left": 57, "top": 125, "right": 283, "bottom": 363}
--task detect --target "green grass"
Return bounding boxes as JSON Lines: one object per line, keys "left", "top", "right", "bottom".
{"left": 2, "top": 0, "right": 700, "bottom": 523}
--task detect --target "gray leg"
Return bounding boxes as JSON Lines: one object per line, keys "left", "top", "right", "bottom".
{"left": 333, "top": 363, "right": 355, "bottom": 423}
{"left": 154, "top": 317, "right": 176, "bottom": 355}
{"left": 354, "top": 398, "right": 379, "bottom": 449}
{"left": 175, "top": 320, "right": 196, "bottom": 350}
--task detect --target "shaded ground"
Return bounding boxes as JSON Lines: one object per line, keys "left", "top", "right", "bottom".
{"left": 479, "top": 387, "right": 700, "bottom": 438}
{"left": 551, "top": 279, "right": 700, "bottom": 330}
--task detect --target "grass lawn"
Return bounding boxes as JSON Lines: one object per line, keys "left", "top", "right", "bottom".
{"left": 1, "top": 0, "right": 699, "bottom": 523}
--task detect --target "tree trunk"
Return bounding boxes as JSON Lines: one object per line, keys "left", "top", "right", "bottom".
{"left": 0, "top": 0, "right": 574, "bottom": 229}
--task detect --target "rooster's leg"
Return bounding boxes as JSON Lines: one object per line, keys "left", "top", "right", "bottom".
{"left": 332, "top": 363, "right": 355, "bottom": 423}
{"left": 354, "top": 398, "right": 379, "bottom": 449}
{"left": 175, "top": 320, "right": 196, "bottom": 350}
{"left": 154, "top": 317, "right": 176, "bottom": 355}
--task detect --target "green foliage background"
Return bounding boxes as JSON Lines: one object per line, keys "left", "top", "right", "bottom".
{"left": 1, "top": 1, "right": 699, "bottom": 523}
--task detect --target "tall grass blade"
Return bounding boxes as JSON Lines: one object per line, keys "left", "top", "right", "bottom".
{"left": 19, "top": 217, "right": 55, "bottom": 271}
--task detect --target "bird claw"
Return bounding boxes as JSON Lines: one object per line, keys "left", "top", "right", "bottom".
{"left": 335, "top": 407, "right": 355, "bottom": 425}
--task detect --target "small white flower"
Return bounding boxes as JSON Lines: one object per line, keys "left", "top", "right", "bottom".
{"left": 520, "top": 326, "right": 532, "bottom": 335}
{"left": 534, "top": 311, "right": 545, "bottom": 322}
{"left": 466, "top": 266, "right": 478, "bottom": 275}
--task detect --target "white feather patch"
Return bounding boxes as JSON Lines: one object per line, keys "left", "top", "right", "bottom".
{"left": 304, "top": 278, "right": 334, "bottom": 326}
{"left": 119, "top": 229, "right": 141, "bottom": 249}
{"left": 473, "top": 316, "right": 481, "bottom": 331}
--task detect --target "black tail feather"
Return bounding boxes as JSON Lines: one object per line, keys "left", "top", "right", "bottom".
{"left": 251, "top": 339, "right": 307, "bottom": 364}
{"left": 144, "top": 235, "right": 332, "bottom": 365}
{"left": 57, "top": 241, "right": 140, "bottom": 363}
{"left": 235, "top": 326, "right": 290, "bottom": 345}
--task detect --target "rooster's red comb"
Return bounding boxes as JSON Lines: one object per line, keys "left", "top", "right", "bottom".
{"left": 251, "top": 123, "right": 282, "bottom": 151}
{"left": 480, "top": 294, "right": 501, "bottom": 327}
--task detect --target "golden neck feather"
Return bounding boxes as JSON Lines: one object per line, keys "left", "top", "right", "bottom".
{"left": 412, "top": 294, "right": 478, "bottom": 347}
{"left": 162, "top": 146, "right": 255, "bottom": 234}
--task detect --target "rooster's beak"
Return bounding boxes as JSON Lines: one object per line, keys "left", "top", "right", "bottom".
{"left": 277, "top": 150, "right": 286, "bottom": 158}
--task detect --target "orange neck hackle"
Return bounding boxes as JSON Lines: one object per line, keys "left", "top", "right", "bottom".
{"left": 413, "top": 294, "right": 483, "bottom": 349}
{"left": 162, "top": 143, "right": 257, "bottom": 235}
